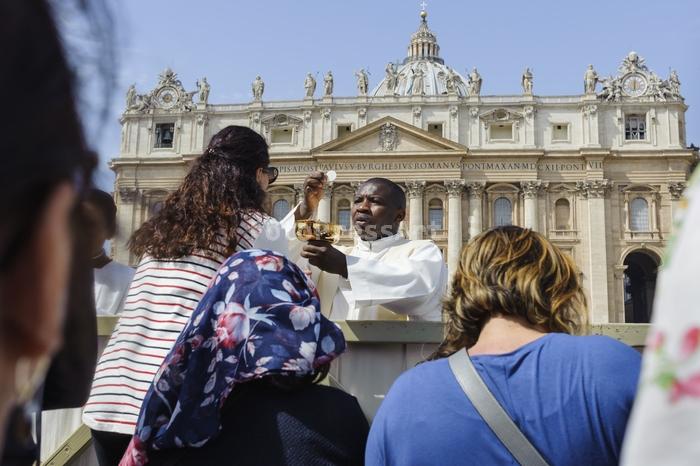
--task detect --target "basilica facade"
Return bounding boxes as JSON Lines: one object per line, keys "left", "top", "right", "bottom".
{"left": 112, "top": 11, "right": 696, "bottom": 324}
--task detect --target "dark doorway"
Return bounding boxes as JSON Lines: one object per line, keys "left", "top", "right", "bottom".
{"left": 623, "top": 251, "right": 659, "bottom": 323}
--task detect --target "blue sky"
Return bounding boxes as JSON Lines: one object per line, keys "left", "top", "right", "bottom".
{"left": 87, "top": 0, "right": 700, "bottom": 190}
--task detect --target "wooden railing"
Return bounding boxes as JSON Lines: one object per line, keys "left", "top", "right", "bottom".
{"left": 42, "top": 317, "right": 650, "bottom": 466}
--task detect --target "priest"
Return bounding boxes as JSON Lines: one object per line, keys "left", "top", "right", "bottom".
{"left": 300, "top": 177, "right": 447, "bottom": 321}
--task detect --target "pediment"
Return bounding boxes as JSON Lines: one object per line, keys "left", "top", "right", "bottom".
{"left": 312, "top": 116, "right": 466, "bottom": 155}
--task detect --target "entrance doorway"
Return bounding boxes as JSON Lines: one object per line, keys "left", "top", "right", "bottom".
{"left": 623, "top": 250, "right": 659, "bottom": 323}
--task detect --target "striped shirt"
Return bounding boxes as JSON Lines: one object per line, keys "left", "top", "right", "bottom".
{"left": 83, "top": 211, "right": 278, "bottom": 434}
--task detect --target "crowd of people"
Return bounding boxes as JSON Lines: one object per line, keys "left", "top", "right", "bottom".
{"left": 1, "top": 1, "right": 699, "bottom": 465}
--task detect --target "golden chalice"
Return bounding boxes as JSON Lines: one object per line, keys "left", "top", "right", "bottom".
{"left": 295, "top": 220, "right": 341, "bottom": 244}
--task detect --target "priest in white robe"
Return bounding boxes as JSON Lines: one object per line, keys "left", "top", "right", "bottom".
{"left": 300, "top": 178, "right": 447, "bottom": 321}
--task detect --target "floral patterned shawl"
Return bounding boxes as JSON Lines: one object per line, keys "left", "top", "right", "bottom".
{"left": 120, "top": 249, "right": 346, "bottom": 466}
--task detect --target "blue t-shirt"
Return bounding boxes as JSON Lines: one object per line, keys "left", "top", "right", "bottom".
{"left": 366, "top": 333, "right": 641, "bottom": 466}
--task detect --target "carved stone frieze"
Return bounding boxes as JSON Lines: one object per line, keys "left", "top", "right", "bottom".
{"left": 379, "top": 122, "right": 399, "bottom": 151}
{"left": 444, "top": 180, "right": 465, "bottom": 197}
{"left": 576, "top": 179, "right": 611, "bottom": 198}
{"left": 405, "top": 180, "right": 426, "bottom": 199}
{"left": 668, "top": 182, "right": 687, "bottom": 199}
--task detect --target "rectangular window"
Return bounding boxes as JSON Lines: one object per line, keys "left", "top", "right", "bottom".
{"left": 552, "top": 123, "right": 569, "bottom": 142}
{"left": 154, "top": 123, "right": 175, "bottom": 148}
{"left": 625, "top": 114, "right": 646, "bottom": 140}
{"left": 337, "top": 125, "right": 352, "bottom": 139}
{"left": 490, "top": 123, "right": 513, "bottom": 141}
{"left": 427, "top": 123, "right": 443, "bottom": 137}
{"left": 271, "top": 127, "right": 293, "bottom": 144}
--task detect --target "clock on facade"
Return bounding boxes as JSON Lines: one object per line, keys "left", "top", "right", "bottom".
{"left": 622, "top": 74, "right": 647, "bottom": 97}
{"left": 155, "top": 86, "right": 178, "bottom": 109}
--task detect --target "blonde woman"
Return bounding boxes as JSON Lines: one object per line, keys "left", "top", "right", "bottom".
{"left": 366, "top": 226, "right": 641, "bottom": 466}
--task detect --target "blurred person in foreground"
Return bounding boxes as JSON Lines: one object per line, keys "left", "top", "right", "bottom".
{"left": 120, "top": 250, "right": 368, "bottom": 466}
{"left": 621, "top": 171, "right": 700, "bottom": 465}
{"left": 0, "top": 0, "right": 98, "bottom": 461}
{"left": 366, "top": 226, "right": 641, "bottom": 465}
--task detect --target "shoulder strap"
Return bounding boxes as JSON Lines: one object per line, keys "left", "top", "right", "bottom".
{"left": 448, "top": 349, "right": 549, "bottom": 466}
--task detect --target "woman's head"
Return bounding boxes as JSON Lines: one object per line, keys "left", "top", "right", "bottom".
{"left": 129, "top": 126, "right": 273, "bottom": 259}
{"left": 433, "top": 226, "right": 587, "bottom": 358}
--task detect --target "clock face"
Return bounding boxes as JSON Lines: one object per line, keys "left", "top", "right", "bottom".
{"left": 622, "top": 74, "right": 647, "bottom": 97}
{"left": 156, "top": 87, "right": 178, "bottom": 109}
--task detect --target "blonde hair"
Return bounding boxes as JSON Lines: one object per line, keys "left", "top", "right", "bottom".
{"left": 430, "top": 226, "right": 588, "bottom": 360}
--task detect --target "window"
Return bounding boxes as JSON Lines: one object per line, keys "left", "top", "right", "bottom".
{"left": 337, "top": 125, "right": 352, "bottom": 139}
{"left": 630, "top": 197, "right": 649, "bottom": 231}
{"left": 271, "top": 128, "right": 293, "bottom": 144}
{"left": 428, "top": 123, "right": 443, "bottom": 137}
{"left": 154, "top": 123, "right": 174, "bottom": 148}
{"left": 625, "top": 114, "right": 646, "bottom": 140}
{"left": 554, "top": 198, "right": 571, "bottom": 229}
{"left": 272, "top": 199, "right": 291, "bottom": 220}
{"left": 493, "top": 197, "right": 512, "bottom": 226}
{"left": 149, "top": 200, "right": 164, "bottom": 219}
{"left": 337, "top": 199, "right": 351, "bottom": 230}
{"left": 490, "top": 123, "right": 513, "bottom": 140}
{"left": 428, "top": 198, "right": 444, "bottom": 230}
{"left": 552, "top": 123, "right": 569, "bottom": 141}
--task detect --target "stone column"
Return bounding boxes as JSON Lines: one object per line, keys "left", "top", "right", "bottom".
{"left": 465, "top": 182, "right": 485, "bottom": 239}
{"left": 445, "top": 180, "right": 465, "bottom": 278}
{"left": 576, "top": 180, "right": 611, "bottom": 323}
{"left": 668, "top": 182, "right": 686, "bottom": 233}
{"left": 317, "top": 183, "right": 333, "bottom": 222}
{"left": 520, "top": 181, "right": 542, "bottom": 231}
{"left": 115, "top": 187, "right": 140, "bottom": 266}
{"left": 405, "top": 181, "right": 426, "bottom": 240}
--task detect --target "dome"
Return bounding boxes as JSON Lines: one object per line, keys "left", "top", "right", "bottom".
{"left": 371, "top": 11, "right": 469, "bottom": 97}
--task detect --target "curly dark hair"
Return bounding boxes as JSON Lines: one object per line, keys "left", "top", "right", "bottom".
{"left": 129, "top": 126, "right": 270, "bottom": 259}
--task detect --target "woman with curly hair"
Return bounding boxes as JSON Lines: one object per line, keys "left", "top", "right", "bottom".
{"left": 83, "top": 125, "right": 323, "bottom": 466}
{"left": 366, "top": 226, "right": 641, "bottom": 466}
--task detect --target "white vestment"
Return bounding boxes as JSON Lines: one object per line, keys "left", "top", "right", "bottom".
{"left": 321, "top": 234, "right": 447, "bottom": 321}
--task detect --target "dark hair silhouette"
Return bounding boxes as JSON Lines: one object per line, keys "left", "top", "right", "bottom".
{"left": 129, "top": 125, "right": 271, "bottom": 259}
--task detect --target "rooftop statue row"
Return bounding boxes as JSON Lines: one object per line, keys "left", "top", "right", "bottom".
{"left": 124, "top": 53, "right": 681, "bottom": 114}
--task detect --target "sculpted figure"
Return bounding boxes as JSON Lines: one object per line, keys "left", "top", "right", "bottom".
{"left": 126, "top": 84, "right": 137, "bottom": 110}
{"left": 468, "top": 68, "right": 482, "bottom": 96}
{"left": 385, "top": 62, "right": 399, "bottom": 95}
{"left": 668, "top": 70, "right": 681, "bottom": 97}
{"left": 252, "top": 75, "right": 264, "bottom": 101}
{"left": 355, "top": 69, "right": 369, "bottom": 96}
{"left": 584, "top": 65, "right": 598, "bottom": 94}
{"left": 411, "top": 67, "right": 425, "bottom": 96}
{"left": 323, "top": 71, "right": 333, "bottom": 96}
{"left": 197, "top": 77, "right": 210, "bottom": 104}
{"left": 304, "top": 73, "right": 316, "bottom": 98}
{"left": 444, "top": 67, "right": 460, "bottom": 94}
{"left": 521, "top": 68, "right": 533, "bottom": 95}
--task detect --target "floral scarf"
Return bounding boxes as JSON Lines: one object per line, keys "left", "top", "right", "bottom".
{"left": 120, "top": 250, "right": 346, "bottom": 466}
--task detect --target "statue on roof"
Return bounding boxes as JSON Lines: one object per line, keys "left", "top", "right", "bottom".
{"left": 125, "top": 84, "right": 137, "bottom": 110}
{"left": 385, "top": 62, "right": 399, "bottom": 95}
{"left": 444, "top": 67, "right": 461, "bottom": 95}
{"left": 323, "top": 71, "right": 333, "bottom": 96}
{"left": 197, "top": 77, "right": 210, "bottom": 104}
{"left": 252, "top": 75, "right": 264, "bottom": 101}
{"left": 521, "top": 68, "right": 533, "bottom": 95}
{"left": 668, "top": 70, "right": 681, "bottom": 98}
{"left": 468, "top": 68, "right": 482, "bottom": 96}
{"left": 411, "top": 66, "right": 425, "bottom": 96}
{"left": 355, "top": 69, "right": 369, "bottom": 96}
{"left": 304, "top": 73, "right": 316, "bottom": 98}
{"left": 584, "top": 65, "right": 598, "bottom": 95}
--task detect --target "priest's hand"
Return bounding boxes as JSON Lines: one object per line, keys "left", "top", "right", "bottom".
{"left": 295, "top": 171, "right": 325, "bottom": 220}
{"left": 301, "top": 240, "right": 348, "bottom": 278}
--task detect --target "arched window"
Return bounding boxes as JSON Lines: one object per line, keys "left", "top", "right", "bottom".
{"left": 272, "top": 199, "right": 291, "bottom": 221}
{"left": 630, "top": 197, "right": 649, "bottom": 231}
{"left": 337, "top": 199, "right": 351, "bottom": 230}
{"left": 148, "top": 200, "right": 164, "bottom": 219}
{"left": 428, "top": 198, "right": 444, "bottom": 230}
{"left": 554, "top": 198, "right": 571, "bottom": 230}
{"left": 493, "top": 197, "right": 512, "bottom": 227}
